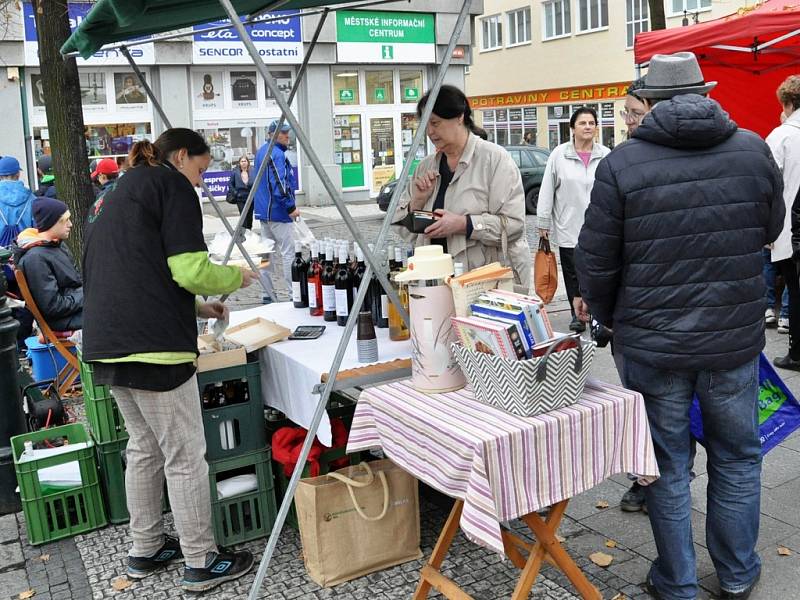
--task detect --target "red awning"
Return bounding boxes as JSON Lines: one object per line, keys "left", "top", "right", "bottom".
{"left": 633, "top": 0, "right": 800, "bottom": 138}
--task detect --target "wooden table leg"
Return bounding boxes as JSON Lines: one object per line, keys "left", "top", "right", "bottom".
{"left": 413, "top": 500, "right": 470, "bottom": 600}
{"left": 521, "top": 500, "right": 602, "bottom": 600}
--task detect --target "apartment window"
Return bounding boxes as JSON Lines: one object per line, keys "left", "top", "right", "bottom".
{"left": 577, "top": 0, "right": 608, "bottom": 32}
{"left": 481, "top": 15, "right": 502, "bottom": 51}
{"left": 507, "top": 7, "right": 531, "bottom": 46}
{"left": 543, "top": 0, "right": 571, "bottom": 40}
{"left": 670, "top": 0, "right": 711, "bottom": 14}
{"left": 626, "top": 0, "right": 649, "bottom": 48}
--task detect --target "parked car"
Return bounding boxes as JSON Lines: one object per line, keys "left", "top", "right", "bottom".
{"left": 376, "top": 145, "right": 550, "bottom": 215}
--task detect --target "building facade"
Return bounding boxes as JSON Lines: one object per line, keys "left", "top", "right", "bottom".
{"left": 0, "top": 1, "right": 483, "bottom": 204}
{"left": 466, "top": 0, "right": 752, "bottom": 150}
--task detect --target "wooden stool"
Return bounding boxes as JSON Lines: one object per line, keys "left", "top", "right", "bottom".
{"left": 413, "top": 499, "right": 602, "bottom": 600}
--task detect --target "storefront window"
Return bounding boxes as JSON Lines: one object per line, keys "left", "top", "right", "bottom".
{"left": 333, "top": 115, "right": 364, "bottom": 188}
{"left": 193, "top": 70, "right": 225, "bottom": 110}
{"left": 482, "top": 106, "right": 537, "bottom": 146}
{"left": 333, "top": 71, "right": 360, "bottom": 106}
{"left": 80, "top": 72, "right": 107, "bottom": 106}
{"left": 399, "top": 70, "right": 423, "bottom": 104}
{"left": 366, "top": 70, "right": 394, "bottom": 105}
{"left": 401, "top": 113, "right": 425, "bottom": 174}
{"left": 264, "top": 71, "right": 293, "bottom": 105}
{"left": 370, "top": 116, "right": 395, "bottom": 192}
{"left": 113, "top": 73, "right": 148, "bottom": 105}
{"left": 84, "top": 123, "right": 152, "bottom": 157}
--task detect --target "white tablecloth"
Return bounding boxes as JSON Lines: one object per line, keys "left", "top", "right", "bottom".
{"left": 229, "top": 302, "right": 411, "bottom": 445}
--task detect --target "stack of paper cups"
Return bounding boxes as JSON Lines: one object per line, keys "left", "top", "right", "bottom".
{"left": 357, "top": 311, "right": 378, "bottom": 363}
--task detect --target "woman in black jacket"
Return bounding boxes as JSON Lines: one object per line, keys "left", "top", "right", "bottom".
{"left": 228, "top": 155, "right": 254, "bottom": 230}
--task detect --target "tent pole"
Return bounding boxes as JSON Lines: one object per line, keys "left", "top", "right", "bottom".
{"left": 120, "top": 46, "right": 276, "bottom": 300}
{"left": 220, "top": 8, "right": 331, "bottom": 269}
{"left": 237, "top": 0, "right": 474, "bottom": 595}
{"left": 217, "top": 0, "right": 407, "bottom": 324}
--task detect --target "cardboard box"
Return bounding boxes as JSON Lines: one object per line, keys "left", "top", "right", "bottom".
{"left": 196, "top": 317, "right": 291, "bottom": 372}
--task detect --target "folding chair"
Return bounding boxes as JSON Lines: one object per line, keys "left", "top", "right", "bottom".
{"left": 15, "top": 269, "right": 80, "bottom": 396}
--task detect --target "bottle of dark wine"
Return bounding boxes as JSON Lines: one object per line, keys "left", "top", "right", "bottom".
{"left": 352, "top": 244, "right": 367, "bottom": 302}
{"left": 387, "top": 244, "right": 398, "bottom": 272}
{"left": 291, "top": 241, "right": 308, "bottom": 308}
{"left": 334, "top": 247, "right": 353, "bottom": 326}
{"left": 307, "top": 241, "right": 323, "bottom": 317}
{"left": 369, "top": 245, "right": 389, "bottom": 328}
{"left": 321, "top": 244, "right": 337, "bottom": 322}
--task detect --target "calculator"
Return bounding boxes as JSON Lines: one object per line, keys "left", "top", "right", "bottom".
{"left": 289, "top": 325, "right": 326, "bottom": 340}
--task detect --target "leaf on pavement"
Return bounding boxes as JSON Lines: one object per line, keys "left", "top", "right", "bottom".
{"left": 605, "top": 539, "right": 617, "bottom": 548}
{"left": 611, "top": 594, "right": 626, "bottom": 600}
{"left": 39, "top": 554, "right": 49, "bottom": 562}
{"left": 778, "top": 546, "right": 792, "bottom": 556}
{"left": 18, "top": 590, "right": 35, "bottom": 599}
{"left": 589, "top": 551, "right": 614, "bottom": 567}
{"left": 555, "top": 534, "right": 566, "bottom": 543}
{"left": 595, "top": 500, "right": 609, "bottom": 509}
{"left": 111, "top": 577, "right": 133, "bottom": 592}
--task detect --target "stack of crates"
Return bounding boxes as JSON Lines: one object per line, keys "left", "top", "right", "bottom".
{"left": 271, "top": 388, "right": 365, "bottom": 529}
{"left": 197, "top": 362, "right": 276, "bottom": 546}
{"left": 11, "top": 424, "right": 107, "bottom": 545}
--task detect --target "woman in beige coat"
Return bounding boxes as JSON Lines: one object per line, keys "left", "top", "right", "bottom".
{"left": 394, "top": 85, "right": 531, "bottom": 291}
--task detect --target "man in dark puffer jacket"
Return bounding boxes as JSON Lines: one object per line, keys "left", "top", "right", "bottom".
{"left": 575, "top": 53, "right": 783, "bottom": 600}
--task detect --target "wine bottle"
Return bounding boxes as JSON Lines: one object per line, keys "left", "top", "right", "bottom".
{"left": 307, "top": 241, "right": 323, "bottom": 317}
{"left": 387, "top": 244, "right": 397, "bottom": 272}
{"left": 394, "top": 246, "right": 405, "bottom": 272}
{"left": 334, "top": 247, "right": 354, "bottom": 326}
{"left": 321, "top": 245, "right": 337, "bottom": 322}
{"left": 353, "top": 244, "right": 367, "bottom": 298}
{"left": 291, "top": 241, "right": 308, "bottom": 308}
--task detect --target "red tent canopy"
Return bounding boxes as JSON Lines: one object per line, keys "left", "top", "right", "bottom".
{"left": 634, "top": 0, "right": 800, "bottom": 138}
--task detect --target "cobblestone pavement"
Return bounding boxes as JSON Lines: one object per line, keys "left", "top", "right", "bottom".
{"left": 12, "top": 211, "right": 800, "bottom": 599}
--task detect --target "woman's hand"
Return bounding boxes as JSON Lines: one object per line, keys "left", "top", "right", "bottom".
{"left": 538, "top": 228, "right": 550, "bottom": 240}
{"left": 411, "top": 171, "right": 439, "bottom": 210}
{"left": 425, "top": 209, "right": 467, "bottom": 238}
{"left": 198, "top": 301, "right": 229, "bottom": 321}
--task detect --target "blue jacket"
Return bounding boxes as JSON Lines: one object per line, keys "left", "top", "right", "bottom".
{"left": 253, "top": 142, "right": 296, "bottom": 223}
{"left": 575, "top": 95, "right": 784, "bottom": 371}
{"left": 0, "top": 180, "right": 36, "bottom": 247}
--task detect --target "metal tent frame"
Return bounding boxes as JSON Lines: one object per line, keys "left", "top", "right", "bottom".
{"left": 63, "top": 1, "right": 474, "bottom": 596}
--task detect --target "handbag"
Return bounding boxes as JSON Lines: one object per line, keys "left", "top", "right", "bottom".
{"left": 534, "top": 237, "right": 558, "bottom": 304}
{"left": 225, "top": 173, "right": 238, "bottom": 204}
{"left": 295, "top": 459, "right": 422, "bottom": 587}
{"left": 452, "top": 333, "right": 594, "bottom": 417}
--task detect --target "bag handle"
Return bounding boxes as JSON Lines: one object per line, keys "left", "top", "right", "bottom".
{"left": 327, "top": 462, "right": 390, "bottom": 522}
{"left": 538, "top": 237, "right": 552, "bottom": 254}
{"left": 535, "top": 333, "right": 584, "bottom": 382}
{"left": 498, "top": 215, "right": 522, "bottom": 285}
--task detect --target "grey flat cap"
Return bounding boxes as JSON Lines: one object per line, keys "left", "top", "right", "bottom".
{"left": 638, "top": 51, "right": 717, "bottom": 99}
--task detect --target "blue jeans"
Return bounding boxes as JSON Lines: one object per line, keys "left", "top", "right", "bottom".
{"left": 763, "top": 248, "right": 789, "bottom": 318}
{"left": 623, "top": 356, "right": 762, "bottom": 600}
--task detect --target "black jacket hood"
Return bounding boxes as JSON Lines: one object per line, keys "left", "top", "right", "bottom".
{"left": 633, "top": 94, "right": 738, "bottom": 150}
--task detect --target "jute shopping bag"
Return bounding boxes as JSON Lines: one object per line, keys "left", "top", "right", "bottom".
{"left": 295, "top": 459, "right": 422, "bottom": 587}
{"left": 534, "top": 237, "right": 558, "bottom": 303}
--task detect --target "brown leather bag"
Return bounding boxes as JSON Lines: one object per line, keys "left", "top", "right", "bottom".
{"left": 534, "top": 237, "right": 558, "bottom": 304}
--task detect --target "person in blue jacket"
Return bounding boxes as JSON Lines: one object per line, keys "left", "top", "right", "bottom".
{"left": 0, "top": 156, "right": 35, "bottom": 248}
{"left": 253, "top": 120, "right": 299, "bottom": 299}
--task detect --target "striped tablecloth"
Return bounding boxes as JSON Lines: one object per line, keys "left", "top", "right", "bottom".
{"left": 347, "top": 378, "right": 659, "bottom": 555}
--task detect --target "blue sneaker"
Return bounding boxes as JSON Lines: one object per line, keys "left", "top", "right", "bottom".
{"left": 127, "top": 535, "right": 183, "bottom": 579}
{"left": 181, "top": 547, "right": 254, "bottom": 593}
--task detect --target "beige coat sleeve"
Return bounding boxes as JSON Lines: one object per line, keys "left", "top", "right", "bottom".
{"left": 469, "top": 152, "right": 526, "bottom": 247}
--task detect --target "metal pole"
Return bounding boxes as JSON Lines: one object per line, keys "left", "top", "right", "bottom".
{"left": 219, "top": 8, "right": 330, "bottom": 269}
{"left": 119, "top": 47, "right": 275, "bottom": 300}
{"left": 218, "top": 0, "right": 406, "bottom": 322}
{"left": 243, "top": 1, "right": 474, "bottom": 595}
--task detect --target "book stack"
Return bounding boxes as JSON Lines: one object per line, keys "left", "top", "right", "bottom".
{"left": 447, "top": 262, "right": 515, "bottom": 316}
{"left": 451, "top": 288, "right": 576, "bottom": 361}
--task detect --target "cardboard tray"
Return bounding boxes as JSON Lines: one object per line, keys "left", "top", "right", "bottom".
{"left": 223, "top": 317, "right": 291, "bottom": 353}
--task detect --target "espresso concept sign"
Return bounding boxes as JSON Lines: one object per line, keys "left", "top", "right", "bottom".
{"left": 336, "top": 10, "right": 435, "bottom": 63}
{"left": 193, "top": 12, "right": 303, "bottom": 64}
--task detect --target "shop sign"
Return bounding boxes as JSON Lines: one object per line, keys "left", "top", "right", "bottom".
{"left": 339, "top": 89, "right": 355, "bottom": 103}
{"left": 403, "top": 87, "right": 419, "bottom": 102}
{"left": 374, "top": 87, "right": 386, "bottom": 101}
{"left": 23, "top": 3, "right": 155, "bottom": 66}
{"left": 336, "top": 10, "right": 435, "bottom": 63}
{"left": 469, "top": 82, "right": 630, "bottom": 109}
{"left": 193, "top": 12, "right": 303, "bottom": 65}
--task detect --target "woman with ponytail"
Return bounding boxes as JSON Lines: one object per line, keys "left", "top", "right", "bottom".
{"left": 394, "top": 84, "right": 531, "bottom": 291}
{"left": 81, "top": 128, "right": 257, "bottom": 592}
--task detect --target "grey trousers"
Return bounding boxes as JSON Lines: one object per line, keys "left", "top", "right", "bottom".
{"left": 112, "top": 376, "right": 216, "bottom": 568}
{"left": 260, "top": 219, "right": 295, "bottom": 293}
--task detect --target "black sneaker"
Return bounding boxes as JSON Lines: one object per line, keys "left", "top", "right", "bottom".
{"left": 774, "top": 355, "right": 800, "bottom": 371}
{"left": 719, "top": 572, "right": 761, "bottom": 599}
{"left": 182, "top": 547, "right": 254, "bottom": 593}
{"left": 127, "top": 535, "right": 183, "bottom": 579}
{"left": 620, "top": 482, "right": 646, "bottom": 512}
{"left": 569, "top": 317, "right": 586, "bottom": 333}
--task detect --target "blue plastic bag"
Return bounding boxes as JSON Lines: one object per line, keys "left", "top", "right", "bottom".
{"left": 689, "top": 353, "right": 800, "bottom": 455}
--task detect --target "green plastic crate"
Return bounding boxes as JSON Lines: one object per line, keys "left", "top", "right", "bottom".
{"left": 208, "top": 448, "right": 277, "bottom": 547}
{"left": 197, "top": 362, "right": 266, "bottom": 461}
{"left": 94, "top": 435, "right": 170, "bottom": 524}
{"left": 78, "top": 356, "right": 127, "bottom": 443}
{"left": 11, "top": 424, "right": 107, "bottom": 545}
